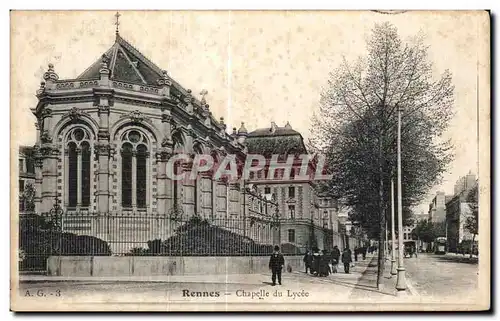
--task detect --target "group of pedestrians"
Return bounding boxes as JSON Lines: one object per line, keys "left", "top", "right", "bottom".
{"left": 303, "top": 245, "right": 371, "bottom": 275}
{"left": 268, "top": 244, "right": 373, "bottom": 286}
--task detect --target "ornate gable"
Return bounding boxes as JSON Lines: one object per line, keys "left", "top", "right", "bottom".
{"left": 77, "top": 34, "right": 159, "bottom": 85}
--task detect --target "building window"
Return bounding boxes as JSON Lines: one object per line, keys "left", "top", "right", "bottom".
{"left": 121, "top": 143, "right": 133, "bottom": 208}
{"left": 288, "top": 186, "right": 295, "bottom": 198}
{"left": 288, "top": 229, "right": 295, "bottom": 243}
{"left": 121, "top": 130, "right": 149, "bottom": 209}
{"left": 81, "top": 142, "right": 91, "bottom": 207}
{"left": 264, "top": 187, "right": 271, "bottom": 194}
{"left": 19, "top": 180, "right": 25, "bottom": 193}
{"left": 19, "top": 159, "right": 24, "bottom": 173}
{"left": 288, "top": 205, "right": 295, "bottom": 219}
{"left": 66, "top": 128, "right": 92, "bottom": 208}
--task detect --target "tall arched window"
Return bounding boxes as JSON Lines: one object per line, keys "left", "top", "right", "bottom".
{"left": 121, "top": 130, "right": 149, "bottom": 209}
{"left": 66, "top": 128, "right": 92, "bottom": 208}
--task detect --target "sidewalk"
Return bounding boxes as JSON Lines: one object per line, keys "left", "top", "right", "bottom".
{"left": 20, "top": 256, "right": 374, "bottom": 285}
{"left": 349, "top": 255, "right": 420, "bottom": 300}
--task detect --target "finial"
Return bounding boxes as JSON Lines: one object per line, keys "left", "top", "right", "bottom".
{"left": 219, "top": 117, "right": 225, "bottom": 125}
{"left": 36, "top": 81, "right": 46, "bottom": 95}
{"left": 200, "top": 89, "right": 208, "bottom": 104}
{"left": 99, "top": 54, "right": 110, "bottom": 75}
{"left": 238, "top": 122, "right": 248, "bottom": 135}
{"left": 114, "top": 12, "right": 121, "bottom": 35}
{"left": 43, "top": 63, "right": 59, "bottom": 82}
{"left": 285, "top": 121, "right": 292, "bottom": 129}
{"left": 184, "top": 89, "right": 193, "bottom": 104}
{"left": 157, "top": 70, "right": 172, "bottom": 87}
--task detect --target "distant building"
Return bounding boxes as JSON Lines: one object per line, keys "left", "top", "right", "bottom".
{"left": 446, "top": 174, "right": 478, "bottom": 252}
{"left": 428, "top": 191, "right": 452, "bottom": 223}
{"left": 19, "top": 146, "right": 36, "bottom": 213}
{"left": 245, "top": 122, "right": 338, "bottom": 251}
{"left": 453, "top": 172, "right": 477, "bottom": 196}
{"left": 415, "top": 211, "right": 428, "bottom": 223}
{"left": 403, "top": 222, "right": 417, "bottom": 241}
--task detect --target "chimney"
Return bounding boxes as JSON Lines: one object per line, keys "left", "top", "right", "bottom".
{"left": 270, "top": 121, "right": 277, "bottom": 134}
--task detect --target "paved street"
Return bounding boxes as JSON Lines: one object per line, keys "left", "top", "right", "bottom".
{"left": 403, "top": 252, "right": 479, "bottom": 300}
{"left": 15, "top": 253, "right": 479, "bottom": 307}
{"left": 17, "top": 259, "right": 373, "bottom": 306}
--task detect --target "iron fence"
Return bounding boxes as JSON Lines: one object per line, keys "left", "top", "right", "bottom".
{"left": 19, "top": 212, "right": 306, "bottom": 273}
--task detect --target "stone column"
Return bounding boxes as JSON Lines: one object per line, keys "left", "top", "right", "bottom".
{"left": 228, "top": 183, "right": 240, "bottom": 232}
{"left": 96, "top": 104, "right": 111, "bottom": 215}
{"left": 38, "top": 108, "right": 58, "bottom": 214}
{"left": 155, "top": 150, "right": 168, "bottom": 215}
{"left": 200, "top": 173, "right": 213, "bottom": 219}
{"left": 40, "top": 146, "right": 59, "bottom": 214}
{"left": 159, "top": 109, "right": 174, "bottom": 215}
{"left": 182, "top": 157, "right": 195, "bottom": 218}
{"left": 34, "top": 156, "right": 43, "bottom": 214}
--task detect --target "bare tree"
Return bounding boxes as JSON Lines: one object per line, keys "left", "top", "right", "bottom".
{"left": 310, "top": 22, "right": 454, "bottom": 287}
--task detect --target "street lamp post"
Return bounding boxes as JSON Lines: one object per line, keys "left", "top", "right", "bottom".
{"left": 390, "top": 178, "right": 397, "bottom": 276}
{"left": 395, "top": 106, "right": 407, "bottom": 293}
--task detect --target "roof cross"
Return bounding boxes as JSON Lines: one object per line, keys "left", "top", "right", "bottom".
{"left": 114, "top": 12, "right": 121, "bottom": 35}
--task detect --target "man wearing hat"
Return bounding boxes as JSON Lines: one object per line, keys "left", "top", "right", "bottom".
{"left": 269, "top": 245, "right": 285, "bottom": 286}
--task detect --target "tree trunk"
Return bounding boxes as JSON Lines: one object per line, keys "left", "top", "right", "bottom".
{"left": 470, "top": 234, "right": 476, "bottom": 259}
{"left": 376, "top": 132, "right": 385, "bottom": 288}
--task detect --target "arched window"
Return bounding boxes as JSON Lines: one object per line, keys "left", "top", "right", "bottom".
{"left": 121, "top": 130, "right": 149, "bottom": 209}
{"left": 65, "top": 128, "right": 92, "bottom": 208}
{"left": 81, "top": 142, "right": 91, "bottom": 207}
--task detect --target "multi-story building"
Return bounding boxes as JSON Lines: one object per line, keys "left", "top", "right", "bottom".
{"left": 18, "top": 146, "right": 36, "bottom": 213}
{"left": 244, "top": 122, "right": 338, "bottom": 251}
{"left": 22, "top": 25, "right": 334, "bottom": 253}
{"left": 446, "top": 174, "right": 478, "bottom": 252}
{"left": 454, "top": 172, "right": 477, "bottom": 196}
{"left": 428, "top": 191, "right": 451, "bottom": 223}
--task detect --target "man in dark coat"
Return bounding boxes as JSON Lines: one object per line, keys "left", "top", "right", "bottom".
{"left": 341, "top": 248, "right": 352, "bottom": 274}
{"left": 303, "top": 250, "right": 313, "bottom": 274}
{"left": 269, "top": 245, "right": 285, "bottom": 286}
{"left": 362, "top": 246, "right": 367, "bottom": 260}
{"left": 312, "top": 248, "right": 321, "bottom": 276}
{"left": 331, "top": 246, "right": 341, "bottom": 272}
{"left": 354, "top": 246, "right": 359, "bottom": 262}
{"left": 319, "top": 250, "right": 330, "bottom": 277}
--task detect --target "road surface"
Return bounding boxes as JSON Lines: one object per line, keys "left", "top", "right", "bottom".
{"left": 404, "top": 252, "right": 479, "bottom": 300}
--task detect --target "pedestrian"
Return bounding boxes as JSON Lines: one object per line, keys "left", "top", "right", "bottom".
{"left": 312, "top": 247, "right": 321, "bottom": 276}
{"left": 331, "top": 245, "right": 341, "bottom": 273}
{"left": 319, "top": 250, "right": 330, "bottom": 277}
{"left": 303, "top": 250, "right": 313, "bottom": 274}
{"left": 354, "top": 246, "right": 359, "bottom": 262}
{"left": 341, "top": 248, "right": 352, "bottom": 274}
{"left": 362, "top": 245, "right": 367, "bottom": 260}
{"left": 269, "top": 245, "right": 285, "bottom": 286}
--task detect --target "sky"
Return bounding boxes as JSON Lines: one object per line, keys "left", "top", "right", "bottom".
{"left": 10, "top": 10, "right": 488, "bottom": 214}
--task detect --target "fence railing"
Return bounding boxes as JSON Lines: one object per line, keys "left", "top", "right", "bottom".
{"left": 18, "top": 213, "right": 306, "bottom": 272}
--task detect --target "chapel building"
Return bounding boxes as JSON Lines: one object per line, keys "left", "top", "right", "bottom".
{"left": 26, "top": 28, "right": 339, "bottom": 253}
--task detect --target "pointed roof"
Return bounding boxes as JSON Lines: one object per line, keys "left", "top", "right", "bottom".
{"left": 77, "top": 34, "right": 162, "bottom": 85}
{"left": 77, "top": 33, "right": 213, "bottom": 111}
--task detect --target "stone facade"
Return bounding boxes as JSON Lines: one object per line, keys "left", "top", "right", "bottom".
{"left": 24, "top": 30, "right": 335, "bottom": 253}
{"left": 18, "top": 146, "right": 36, "bottom": 213}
